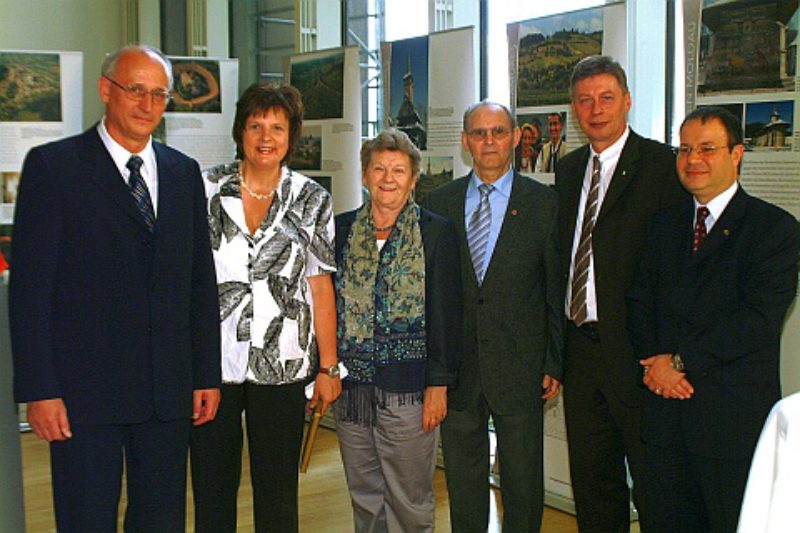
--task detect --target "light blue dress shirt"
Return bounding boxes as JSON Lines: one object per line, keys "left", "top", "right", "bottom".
{"left": 464, "top": 168, "right": 514, "bottom": 278}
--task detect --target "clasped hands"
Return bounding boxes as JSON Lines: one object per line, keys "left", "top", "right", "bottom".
{"left": 641, "top": 354, "right": 694, "bottom": 400}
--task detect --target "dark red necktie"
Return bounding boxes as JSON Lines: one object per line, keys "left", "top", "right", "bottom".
{"left": 692, "top": 206, "right": 709, "bottom": 253}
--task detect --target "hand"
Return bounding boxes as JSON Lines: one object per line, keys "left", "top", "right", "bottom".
{"left": 192, "top": 388, "right": 221, "bottom": 426}
{"left": 541, "top": 374, "right": 561, "bottom": 400}
{"left": 27, "top": 398, "right": 72, "bottom": 441}
{"left": 307, "top": 372, "right": 341, "bottom": 416}
{"left": 641, "top": 355, "right": 694, "bottom": 400}
{"left": 423, "top": 386, "right": 448, "bottom": 432}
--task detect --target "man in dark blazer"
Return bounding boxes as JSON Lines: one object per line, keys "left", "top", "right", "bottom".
{"left": 10, "top": 45, "right": 221, "bottom": 531}
{"left": 554, "top": 55, "right": 688, "bottom": 531}
{"left": 424, "top": 101, "right": 563, "bottom": 532}
{"left": 627, "top": 106, "right": 800, "bottom": 532}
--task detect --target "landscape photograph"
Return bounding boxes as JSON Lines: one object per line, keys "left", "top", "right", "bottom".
{"left": 167, "top": 59, "right": 221, "bottom": 113}
{"left": 515, "top": 8, "right": 603, "bottom": 107}
{"left": 0, "top": 52, "right": 62, "bottom": 122}
{"left": 290, "top": 125, "right": 322, "bottom": 170}
{"left": 290, "top": 50, "right": 345, "bottom": 120}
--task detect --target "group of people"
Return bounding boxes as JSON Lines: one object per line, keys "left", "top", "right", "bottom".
{"left": 8, "top": 43, "right": 799, "bottom": 533}
{"left": 514, "top": 111, "right": 568, "bottom": 174}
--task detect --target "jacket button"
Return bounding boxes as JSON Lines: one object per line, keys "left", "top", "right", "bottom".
{"left": 477, "top": 298, "right": 484, "bottom": 305}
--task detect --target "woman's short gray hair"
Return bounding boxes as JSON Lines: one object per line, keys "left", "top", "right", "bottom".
{"left": 360, "top": 129, "right": 421, "bottom": 178}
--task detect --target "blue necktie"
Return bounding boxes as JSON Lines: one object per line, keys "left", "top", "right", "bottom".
{"left": 126, "top": 155, "right": 155, "bottom": 231}
{"left": 468, "top": 183, "right": 493, "bottom": 283}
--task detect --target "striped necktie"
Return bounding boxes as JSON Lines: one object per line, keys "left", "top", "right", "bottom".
{"left": 569, "top": 156, "right": 601, "bottom": 326}
{"left": 468, "top": 183, "right": 493, "bottom": 283}
{"left": 126, "top": 155, "right": 155, "bottom": 231}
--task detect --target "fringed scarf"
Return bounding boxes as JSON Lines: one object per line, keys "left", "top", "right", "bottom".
{"left": 335, "top": 200, "right": 427, "bottom": 426}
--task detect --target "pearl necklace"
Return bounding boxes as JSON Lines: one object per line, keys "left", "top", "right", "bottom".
{"left": 239, "top": 174, "right": 276, "bottom": 201}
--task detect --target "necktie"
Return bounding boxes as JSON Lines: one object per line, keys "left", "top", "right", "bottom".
{"left": 126, "top": 155, "right": 155, "bottom": 231}
{"left": 468, "top": 183, "right": 493, "bottom": 283}
{"left": 569, "top": 156, "right": 601, "bottom": 326}
{"left": 692, "top": 206, "right": 710, "bottom": 253}
{"left": 549, "top": 143, "right": 558, "bottom": 172}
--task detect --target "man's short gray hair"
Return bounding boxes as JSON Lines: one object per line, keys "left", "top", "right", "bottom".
{"left": 101, "top": 44, "right": 173, "bottom": 88}
{"left": 462, "top": 100, "right": 517, "bottom": 132}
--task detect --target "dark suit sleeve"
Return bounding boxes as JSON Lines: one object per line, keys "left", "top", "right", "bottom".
{"left": 626, "top": 215, "right": 672, "bottom": 360}
{"left": 543, "top": 192, "right": 565, "bottom": 381}
{"left": 9, "top": 147, "right": 63, "bottom": 401}
{"left": 425, "top": 217, "right": 463, "bottom": 387}
{"left": 188, "top": 160, "right": 222, "bottom": 389}
{"left": 686, "top": 213, "right": 799, "bottom": 376}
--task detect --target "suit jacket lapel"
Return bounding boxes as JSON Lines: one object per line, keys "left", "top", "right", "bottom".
{"left": 447, "top": 175, "right": 478, "bottom": 287}
{"left": 559, "top": 145, "right": 590, "bottom": 270}
{"left": 597, "top": 131, "right": 640, "bottom": 224}
{"left": 692, "top": 187, "right": 748, "bottom": 265}
{"left": 80, "top": 128, "right": 151, "bottom": 231}
{"left": 153, "top": 142, "right": 175, "bottom": 234}
{"left": 483, "top": 172, "right": 527, "bottom": 284}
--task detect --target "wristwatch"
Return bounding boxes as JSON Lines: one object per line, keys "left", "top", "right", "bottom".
{"left": 319, "top": 364, "right": 341, "bottom": 378}
{"left": 671, "top": 353, "right": 686, "bottom": 373}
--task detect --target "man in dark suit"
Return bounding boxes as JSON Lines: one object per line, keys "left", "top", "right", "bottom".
{"left": 627, "top": 106, "right": 799, "bottom": 532}
{"left": 554, "top": 55, "right": 688, "bottom": 531}
{"left": 424, "top": 101, "right": 563, "bottom": 532}
{"left": 10, "top": 45, "right": 221, "bottom": 531}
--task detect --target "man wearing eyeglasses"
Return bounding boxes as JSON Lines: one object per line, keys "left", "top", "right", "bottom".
{"left": 627, "top": 106, "right": 799, "bottom": 532}
{"left": 423, "top": 101, "right": 563, "bottom": 532}
{"left": 10, "top": 45, "right": 221, "bottom": 531}
{"left": 554, "top": 55, "right": 688, "bottom": 532}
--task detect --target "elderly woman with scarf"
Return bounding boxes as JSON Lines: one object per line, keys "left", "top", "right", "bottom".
{"left": 334, "top": 129, "right": 463, "bottom": 532}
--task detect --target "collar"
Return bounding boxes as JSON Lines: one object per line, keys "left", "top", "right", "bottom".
{"left": 97, "top": 118, "right": 156, "bottom": 172}
{"left": 469, "top": 166, "right": 514, "bottom": 199}
{"left": 695, "top": 180, "right": 739, "bottom": 222}
{"left": 590, "top": 125, "right": 630, "bottom": 165}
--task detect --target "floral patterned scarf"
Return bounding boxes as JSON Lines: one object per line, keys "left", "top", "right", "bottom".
{"left": 335, "top": 200, "right": 427, "bottom": 425}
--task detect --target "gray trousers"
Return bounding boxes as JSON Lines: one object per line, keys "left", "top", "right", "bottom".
{"left": 335, "top": 402, "right": 437, "bottom": 533}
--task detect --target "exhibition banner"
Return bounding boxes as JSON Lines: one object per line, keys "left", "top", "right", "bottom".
{"left": 0, "top": 50, "right": 83, "bottom": 224}
{"left": 288, "top": 46, "right": 362, "bottom": 214}
{"left": 162, "top": 56, "right": 238, "bottom": 170}
{"left": 382, "top": 27, "right": 477, "bottom": 204}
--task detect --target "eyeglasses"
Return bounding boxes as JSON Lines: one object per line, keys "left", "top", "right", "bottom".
{"left": 104, "top": 76, "right": 172, "bottom": 105}
{"left": 467, "top": 126, "right": 511, "bottom": 142}
{"left": 674, "top": 144, "right": 728, "bottom": 158}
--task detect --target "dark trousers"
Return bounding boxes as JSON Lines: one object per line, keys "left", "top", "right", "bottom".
{"left": 644, "top": 440, "right": 750, "bottom": 533}
{"left": 441, "top": 390, "right": 544, "bottom": 533}
{"left": 563, "top": 322, "right": 648, "bottom": 533}
{"left": 191, "top": 381, "right": 307, "bottom": 533}
{"left": 50, "top": 416, "right": 191, "bottom": 533}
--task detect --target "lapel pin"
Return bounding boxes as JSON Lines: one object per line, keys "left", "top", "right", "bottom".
{"left": 512, "top": 209, "right": 518, "bottom": 216}
{"left": 723, "top": 229, "right": 730, "bottom": 236}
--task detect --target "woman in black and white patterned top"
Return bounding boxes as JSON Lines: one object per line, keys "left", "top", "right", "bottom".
{"left": 190, "top": 83, "right": 340, "bottom": 532}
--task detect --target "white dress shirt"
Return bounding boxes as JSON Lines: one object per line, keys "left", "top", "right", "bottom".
{"left": 694, "top": 181, "right": 738, "bottom": 233}
{"left": 565, "top": 126, "right": 631, "bottom": 322}
{"left": 97, "top": 119, "right": 159, "bottom": 214}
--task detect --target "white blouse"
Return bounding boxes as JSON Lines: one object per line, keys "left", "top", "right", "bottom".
{"left": 203, "top": 162, "right": 335, "bottom": 385}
